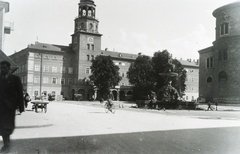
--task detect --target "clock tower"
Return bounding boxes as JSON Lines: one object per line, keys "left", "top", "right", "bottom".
{"left": 71, "top": 0, "right": 102, "bottom": 80}
{"left": 72, "top": 0, "right": 102, "bottom": 51}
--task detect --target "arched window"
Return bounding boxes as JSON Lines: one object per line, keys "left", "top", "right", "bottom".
{"left": 219, "top": 71, "right": 227, "bottom": 80}
{"left": 207, "top": 76, "right": 213, "bottom": 83}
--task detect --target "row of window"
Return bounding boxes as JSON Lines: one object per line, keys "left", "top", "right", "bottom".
{"left": 206, "top": 71, "right": 227, "bottom": 83}
{"left": 34, "top": 76, "right": 73, "bottom": 85}
{"left": 185, "top": 87, "right": 198, "bottom": 91}
{"left": 206, "top": 49, "right": 228, "bottom": 69}
{"left": 35, "top": 54, "right": 65, "bottom": 60}
{"left": 34, "top": 65, "right": 74, "bottom": 74}
{"left": 186, "top": 78, "right": 197, "bottom": 82}
{"left": 34, "top": 91, "right": 56, "bottom": 97}
{"left": 115, "top": 62, "right": 126, "bottom": 66}
{"left": 87, "top": 44, "right": 94, "bottom": 50}
{"left": 87, "top": 55, "right": 94, "bottom": 61}
{"left": 185, "top": 69, "right": 198, "bottom": 73}
{"left": 220, "top": 23, "right": 229, "bottom": 36}
{"left": 207, "top": 57, "right": 214, "bottom": 68}
{"left": 15, "top": 64, "right": 27, "bottom": 74}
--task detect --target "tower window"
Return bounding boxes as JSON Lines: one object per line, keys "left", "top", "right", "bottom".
{"left": 91, "top": 44, "right": 94, "bottom": 50}
{"left": 87, "top": 44, "right": 90, "bottom": 50}
{"left": 218, "top": 49, "right": 228, "bottom": 61}
{"left": 207, "top": 57, "right": 214, "bottom": 68}
{"left": 85, "top": 67, "right": 91, "bottom": 74}
{"left": 220, "top": 23, "right": 229, "bottom": 36}
{"left": 87, "top": 55, "right": 90, "bottom": 61}
{"left": 207, "top": 76, "right": 213, "bottom": 83}
{"left": 219, "top": 71, "right": 227, "bottom": 80}
{"left": 88, "top": 10, "right": 92, "bottom": 16}
{"left": 82, "top": 10, "right": 86, "bottom": 16}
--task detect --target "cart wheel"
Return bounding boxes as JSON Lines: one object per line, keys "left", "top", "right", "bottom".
{"left": 44, "top": 105, "right": 47, "bottom": 113}
{"left": 35, "top": 106, "right": 38, "bottom": 113}
{"left": 104, "top": 103, "right": 109, "bottom": 113}
{"left": 110, "top": 104, "right": 116, "bottom": 114}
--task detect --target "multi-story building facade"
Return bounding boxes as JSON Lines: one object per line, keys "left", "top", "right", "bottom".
{"left": 198, "top": 2, "right": 240, "bottom": 103}
{"left": 9, "top": 0, "right": 137, "bottom": 101}
{"left": 179, "top": 59, "right": 199, "bottom": 101}
{"left": 9, "top": 0, "right": 199, "bottom": 101}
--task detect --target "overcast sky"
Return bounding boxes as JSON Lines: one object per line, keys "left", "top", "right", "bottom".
{"left": 3, "top": 0, "right": 239, "bottom": 60}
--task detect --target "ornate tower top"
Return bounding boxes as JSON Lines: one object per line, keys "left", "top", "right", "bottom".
{"left": 80, "top": 0, "right": 95, "bottom": 4}
{"left": 213, "top": 2, "right": 240, "bottom": 40}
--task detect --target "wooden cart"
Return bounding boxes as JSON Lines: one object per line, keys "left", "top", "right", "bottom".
{"left": 31, "top": 100, "right": 49, "bottom": 113}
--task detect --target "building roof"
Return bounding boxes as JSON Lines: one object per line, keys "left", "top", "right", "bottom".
{"left": 99, "top": 49, "right": 138, "bottom": 61}
{"left": 213, "top": 1, "right": 240, "bottom": 17}
{"left": 27, "top": 42, "right": 73, "bottom": 53}
{"left": 178, "top": 59, "right": 199, "bottom": 68}
{"left": 0, "top": 50, "right": 18, "bottom": 73}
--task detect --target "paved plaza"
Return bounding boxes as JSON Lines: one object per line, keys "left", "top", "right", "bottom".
{"left": 1, "top": 101, "right": 240, "bottom": 153}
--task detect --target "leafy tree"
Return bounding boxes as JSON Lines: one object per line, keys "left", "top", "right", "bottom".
{"left": 89, "top": 55, "right": 121, "bottom": 99}
{"left": 152, "top": 50, "right": 186, "bottom": 97}
{"left": 127, "top": 55, "right": 155, "bottom": 100}
{"left": 171, "top": 59, "right": 186, "bottom": 97}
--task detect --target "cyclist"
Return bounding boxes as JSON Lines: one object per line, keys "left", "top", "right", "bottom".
{"left": 106, "top": 95, "right": 113, "bottom": 109}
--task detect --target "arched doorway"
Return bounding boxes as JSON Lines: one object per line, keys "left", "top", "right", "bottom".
{"left": 119, "top": 90, "right": 125, "bottom": 101}
{"left": 87, "top": 89, "right": 95, "bottom": 101}
{"left": 78, "top": 89, "right": 85, "bottom": 100}
{"left": 112, "top": 90, "right": 118, "bottom": 100}
{"left": 126, "top": 90, "right": 133, "bottom": 101}
{"left": 71, "top": 89, "right": 75, "bottom": 100}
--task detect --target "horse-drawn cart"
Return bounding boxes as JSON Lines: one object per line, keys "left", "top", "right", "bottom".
{"left": 31, "top": 100, "right": 49, "bottom": 113}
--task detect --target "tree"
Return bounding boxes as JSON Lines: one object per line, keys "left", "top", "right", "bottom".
{"left": 152, "top": 50, "right": 186, "bottom": 98}
{"left": 171, "top": 59, "right": 187, "bottom": 97}
{"left": 127, "top": 55, "right": 155, "bottom": 100}
{"left": 152, "top": 50, "right": 174, "bottom": 90}
{"left": 89, "top": 55, "right": 121, "bottom": 99}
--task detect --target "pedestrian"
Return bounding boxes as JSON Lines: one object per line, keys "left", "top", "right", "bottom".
{"left": 215, "top": 101, "right": 218, "bottom": 111}
{"left": 0, "top": 61, "right": 24, "bottom": 153}
{"left": 23, "top": 90, "right": 31, "bottom": 108}
{"left": 207, "top": 101, "right": 213, "bottom": 111}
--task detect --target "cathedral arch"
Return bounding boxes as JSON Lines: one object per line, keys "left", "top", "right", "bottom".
{"left": 207, "top": 76, "right": 213, "bottom": 83}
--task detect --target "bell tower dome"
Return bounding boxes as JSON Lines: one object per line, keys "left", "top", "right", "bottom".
{"left": 74, "top": 0, "right": 100, "bottom": 34}
{"left": 71, "top": 0, "right": 102, "bottom": 52}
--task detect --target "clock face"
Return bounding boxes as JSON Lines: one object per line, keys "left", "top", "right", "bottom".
{"left": 88, "top": 37, "right": 94, "bottom": 43}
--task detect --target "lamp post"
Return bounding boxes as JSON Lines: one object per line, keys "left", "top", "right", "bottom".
{"left": 39, "top": 53, "right": 43, "bottom": 99}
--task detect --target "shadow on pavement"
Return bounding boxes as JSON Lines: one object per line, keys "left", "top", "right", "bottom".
{"left": 16, "top": 124, "right": 53, "bottom": 129}
{"left": 3, "top": 126, "right": 240, "bottom": 154}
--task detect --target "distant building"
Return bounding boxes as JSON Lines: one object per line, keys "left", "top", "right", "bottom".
{"left": 9, "top": 0, "right": 137, "bottom": 101}
{"left": 9, "top": 0, "right": 199, "bottom": 101}
{"left": 179, "top": 59, "right": 199, "bottom": 101}
{"left": 198, "top": 2, "right": 240, "bottom": 103}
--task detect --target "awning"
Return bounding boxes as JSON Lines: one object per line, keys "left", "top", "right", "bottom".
{"left": 0, "top": 50, "right": 18, "bottom": 73}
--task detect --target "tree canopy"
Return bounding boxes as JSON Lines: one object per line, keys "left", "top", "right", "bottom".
{"left": 127, "top": 55, "right": 155, "bottom": 100}
{"left": 89, "top": 55, "right": 121, "bottom": 99}
{"left": 127, "top": 50, "right": 186, "bottom": 100}
{"left": 152, "top": 50, "right": 186, "bottom": 96}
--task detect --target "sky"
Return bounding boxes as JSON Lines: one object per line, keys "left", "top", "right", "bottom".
{"left": 2, "top": 0, "right": 239, "bottom": 60}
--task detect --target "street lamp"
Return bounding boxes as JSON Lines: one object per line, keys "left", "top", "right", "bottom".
{"left": 39, "top": 53, "right": 43, "bottom": 99}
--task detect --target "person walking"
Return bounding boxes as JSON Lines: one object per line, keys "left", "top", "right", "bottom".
{"left": 23, "top": 90, "right": 31, "bottom": 108}
{"left": 207, "top": 101, "right": 213, "bottom": 111}
{"left": 0, "top": 61, "right": 24, "bottom": 153}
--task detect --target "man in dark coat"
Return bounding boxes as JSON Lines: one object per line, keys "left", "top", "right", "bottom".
{"left": 0, "top": 61, "right": 24, "bottom": 152}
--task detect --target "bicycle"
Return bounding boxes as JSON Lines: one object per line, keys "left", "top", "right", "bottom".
{"left": 104, "top": 102, "right": 116, "bottom": 114}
